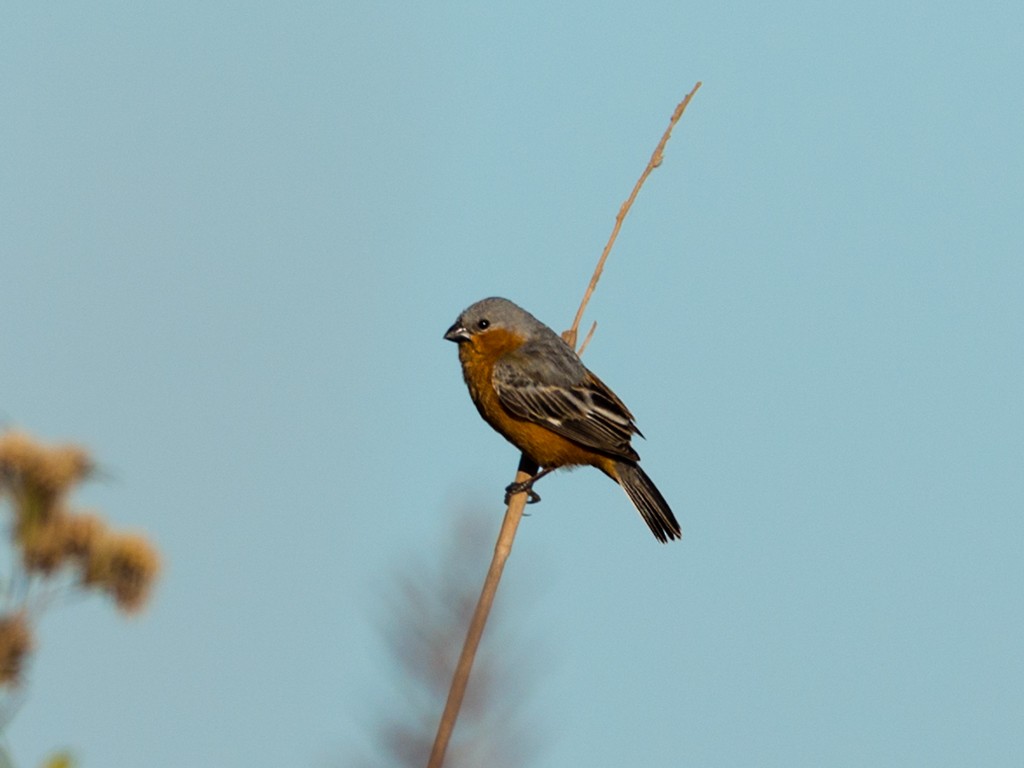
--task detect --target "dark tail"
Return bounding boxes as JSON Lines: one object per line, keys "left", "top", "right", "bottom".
{"left": 614, "top": 462, "right": 681, "bottom": 543}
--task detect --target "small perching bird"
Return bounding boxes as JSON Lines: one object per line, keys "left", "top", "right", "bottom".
{"left": 444, "top": 297, "right": 680, "bottom": 543}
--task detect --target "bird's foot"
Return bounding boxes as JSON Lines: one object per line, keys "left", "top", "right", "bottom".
{"left": 504, "top": 479, "right": 542, "bottom": 505}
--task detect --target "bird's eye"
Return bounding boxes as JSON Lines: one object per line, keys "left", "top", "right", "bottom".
{"left": 476, "top": 319, "right": 490, "bottom": 330}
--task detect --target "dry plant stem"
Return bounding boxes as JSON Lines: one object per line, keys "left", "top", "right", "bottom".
{"left": 426, "top": 455, "right": 538, "bottom": 768}
{"left": 576, "top": 321, "right": 598, "bottom": 357}
{"left": 566, "top": 80, "right": 703, "bottom": 348}
{"left": 428, "top": 83, "right": 701, "bottom": 768}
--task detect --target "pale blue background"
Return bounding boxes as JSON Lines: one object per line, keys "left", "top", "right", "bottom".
{"left": 2, "top": 2, "right": 1022, "bottom": 766}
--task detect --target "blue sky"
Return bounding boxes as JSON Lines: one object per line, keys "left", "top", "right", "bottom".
{"left": 2, "top": 2, "right": 1022, "bottom": 766}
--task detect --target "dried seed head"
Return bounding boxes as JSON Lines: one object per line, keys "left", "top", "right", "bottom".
{"left": 20, "top": 511, "right": 110, "bottom": 576}
{"left": 59, "top": 512, "right": 107, "bottom": 560}
{"left": 20, "top": 517, "right": 69, "bottom": 575}
{"left": 0, "top": 612, "right": 33, "bottom": 687}
{"left": 0, "top": 432, "right": 92, "bottom": 517}
{"left": 85, "top": 532, "right": 161, "bottom": 614}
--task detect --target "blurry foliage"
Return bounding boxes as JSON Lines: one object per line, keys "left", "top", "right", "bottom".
{"left": 352, "top": 511, "right": 543, "bottom": 768}
{"left": 0, "top": 430, "right": 160, "bottom": 739}
{"left": 38, "top": 752, "right": 73, "bottom": 768}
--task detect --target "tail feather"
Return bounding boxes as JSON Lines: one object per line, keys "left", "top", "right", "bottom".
{"left": 614, "top": 462, "right": 681, "bottom": 543}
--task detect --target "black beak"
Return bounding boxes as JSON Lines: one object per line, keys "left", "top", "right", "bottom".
{"left": 444, "top": 322, "right": 470, "bottom": 343}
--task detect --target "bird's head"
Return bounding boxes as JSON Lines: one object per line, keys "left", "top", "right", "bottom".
{"left": 444, "top": 297, "right": 543, "bottom": 345}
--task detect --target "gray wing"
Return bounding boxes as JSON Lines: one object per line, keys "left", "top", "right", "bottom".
{"left": 492, "top": 344, "right": 642, "bottom": 462}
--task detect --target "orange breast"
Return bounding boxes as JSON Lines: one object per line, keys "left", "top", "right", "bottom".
{"left": 458, "top": 328, "right": 611, "bottom": 471}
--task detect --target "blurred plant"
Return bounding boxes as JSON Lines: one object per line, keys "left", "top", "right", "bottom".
{"left": 38, "top": 751, "right": 73, "bottom": 768}
{"left": 351, "top": 511, "right": 542, "bottom": 768}
{"left": 0, "top": 430, "right": 160, "bottom": 705}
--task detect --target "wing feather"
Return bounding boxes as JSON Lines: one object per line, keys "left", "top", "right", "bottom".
{"left": 492, "top": 346, "right": 641, "bottom": 462}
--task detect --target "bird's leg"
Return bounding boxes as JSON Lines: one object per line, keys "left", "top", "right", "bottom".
{"left": 504, "top": 466, "right": 556, "bottom": 505}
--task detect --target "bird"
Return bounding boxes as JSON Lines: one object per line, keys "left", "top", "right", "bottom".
{"left": 444, "top": 297, "right": 681, "bottom": 542}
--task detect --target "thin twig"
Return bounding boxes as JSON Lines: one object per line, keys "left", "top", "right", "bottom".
{"left": 426, "top": 456, "right": 536, "bottom": 768}
{"left": 576, "top": 321, "right": 598, "bottom": 356}
{"left": 427, "top": 81, "right": 701, "bottom": 768}
{"left": 566, "top": 81, "right": 702, "bottom": 348}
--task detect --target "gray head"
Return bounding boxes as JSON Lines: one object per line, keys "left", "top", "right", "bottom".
{"left": 443, "top": 297, "right": 553, "bottom": 343}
